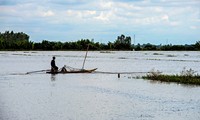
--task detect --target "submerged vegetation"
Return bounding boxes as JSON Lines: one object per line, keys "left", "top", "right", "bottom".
{"left": 0, "top": 31, "right": 200, "bottom": 51}
{"left": 143, "top": 68, "right": 200, "bottom": 85}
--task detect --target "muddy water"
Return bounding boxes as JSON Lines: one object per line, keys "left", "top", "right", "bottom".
{"left": 0, "top": 51, "right": 200, "bottom": 120}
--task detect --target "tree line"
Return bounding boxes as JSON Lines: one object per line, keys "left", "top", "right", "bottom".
{"left": 134, "top": 43, "right": 200, "bottom": 51}
{"left": 0, "top": 31, "right": 200, "bottom": 51}
{"left": 0, "top": 31, "right": 33, "bottom": 50}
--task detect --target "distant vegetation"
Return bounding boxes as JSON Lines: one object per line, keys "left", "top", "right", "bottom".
{"left": 143, "top": 68, "right": 200, "bottom": 85}
{"left": 0, "top": 31, "right": 33, "bottom": 50}
{"left": 0, "top": 31, "right": 200, "bottom": 51}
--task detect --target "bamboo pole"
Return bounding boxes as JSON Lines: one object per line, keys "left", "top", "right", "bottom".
{"left": 26, "top": 69, "right": 50, "bottom": 74}
{"left": 82, "top": 44, "right": 89, "bottom": 70}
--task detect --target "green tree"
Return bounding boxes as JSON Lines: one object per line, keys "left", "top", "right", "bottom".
{"left": 143, "top": 43, "right": 157, "bottom": 50}
{"left": 107, "top": 41, "right": 114, "bottom": 50}
{"left": 114, "top": 34, "right": 132, "bottom": 50}
{"left": 194, "top": 41, "right": 200, "bottom": 50}
{"left": 0, "top": 31, "right": 31, "bottom": 50}
{"left": 135, "top": 43, "right": 141, "bottom": 51}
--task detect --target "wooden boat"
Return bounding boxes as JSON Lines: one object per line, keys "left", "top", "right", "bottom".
{"left": 46, "top": 68, "right": 97, "bottom": 74}
{"left": 47, "top": 45, "right": 96, "bottom": 74}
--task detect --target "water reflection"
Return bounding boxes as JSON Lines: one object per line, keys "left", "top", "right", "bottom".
{"left": 50, "top": 74, "right": 56, "bottom": 87}
{"left": 51, "top": 74, "right": 56, "bottom": 81}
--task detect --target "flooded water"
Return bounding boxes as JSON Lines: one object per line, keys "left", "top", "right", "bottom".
{"left": 0, "top": 51, "right": 200, "bottom": 120}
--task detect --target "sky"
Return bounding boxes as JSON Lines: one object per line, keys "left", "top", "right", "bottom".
{"left": 0, "top": 0, "right": 200, "bottom": 45}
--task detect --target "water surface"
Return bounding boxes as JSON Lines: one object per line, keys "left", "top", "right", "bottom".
{"left": 0, "top": 51, "right": 200, "bottom": 120}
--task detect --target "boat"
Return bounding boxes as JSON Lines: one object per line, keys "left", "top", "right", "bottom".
{"left": 46, "top": 68, "right": 97, "bottom": 74}
{"left": 47, "top": 44, "right": 96, "bottom": 74}
{"left": 27, "top": 45, "right": 96, "bottom": 75}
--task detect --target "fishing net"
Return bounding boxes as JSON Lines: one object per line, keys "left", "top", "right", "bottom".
{"left": 61, "top": 65, "right": 83, "bottom": 72}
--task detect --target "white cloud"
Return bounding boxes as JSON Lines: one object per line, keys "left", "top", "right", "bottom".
{"left": 41, "top": 10, "right": 55, "bottom": 17}
{"left": 161, "top": 15, "right": 169, "bottom": 21}
{"left": 95, "top": 12, "right": 110, "bottom": 22}
{"left": 154, "top": 7, "right": 163, "bottom": 13}
{"left": 1, "top": 0, "right": 200, "bottom": 44}
{"left": 190, "top": 26, "right": 199, "bottom": 29}
{"left": 99, "top": 1, "right": 113, "bottom": 9}
{"left": 65, "top": 9, "right": 97, "bottom": 19}
{"left": 169, "top": 21, "right": 180, "bottom": 26}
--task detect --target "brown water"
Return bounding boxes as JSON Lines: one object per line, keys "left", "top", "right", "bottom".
{"left": 0, "top": 51, "right": 200, "bottom": 120}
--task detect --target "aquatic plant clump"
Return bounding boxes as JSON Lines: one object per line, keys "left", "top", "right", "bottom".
{"left": 143, "top": 68, "right": 200, "bottom": 85}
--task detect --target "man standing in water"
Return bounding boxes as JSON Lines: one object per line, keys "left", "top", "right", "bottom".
{"left": 51, "top": 56, "right": 58, "bottom": 72}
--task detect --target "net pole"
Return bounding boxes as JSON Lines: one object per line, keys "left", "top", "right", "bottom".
{"left": 82, "top": 44, "right": 89, "bottom": 69}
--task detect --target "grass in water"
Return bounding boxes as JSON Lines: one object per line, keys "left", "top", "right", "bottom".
{"left": 142, "top": 68, "right": 200, "bottom": 85}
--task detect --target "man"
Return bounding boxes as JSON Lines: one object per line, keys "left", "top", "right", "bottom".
{"left": 51, "top": 56, "right": 58, "bottom": 72}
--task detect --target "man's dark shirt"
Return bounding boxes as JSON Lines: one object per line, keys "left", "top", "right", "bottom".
{"left": 51, "top": 59, "right": 56, "bottom": 68}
